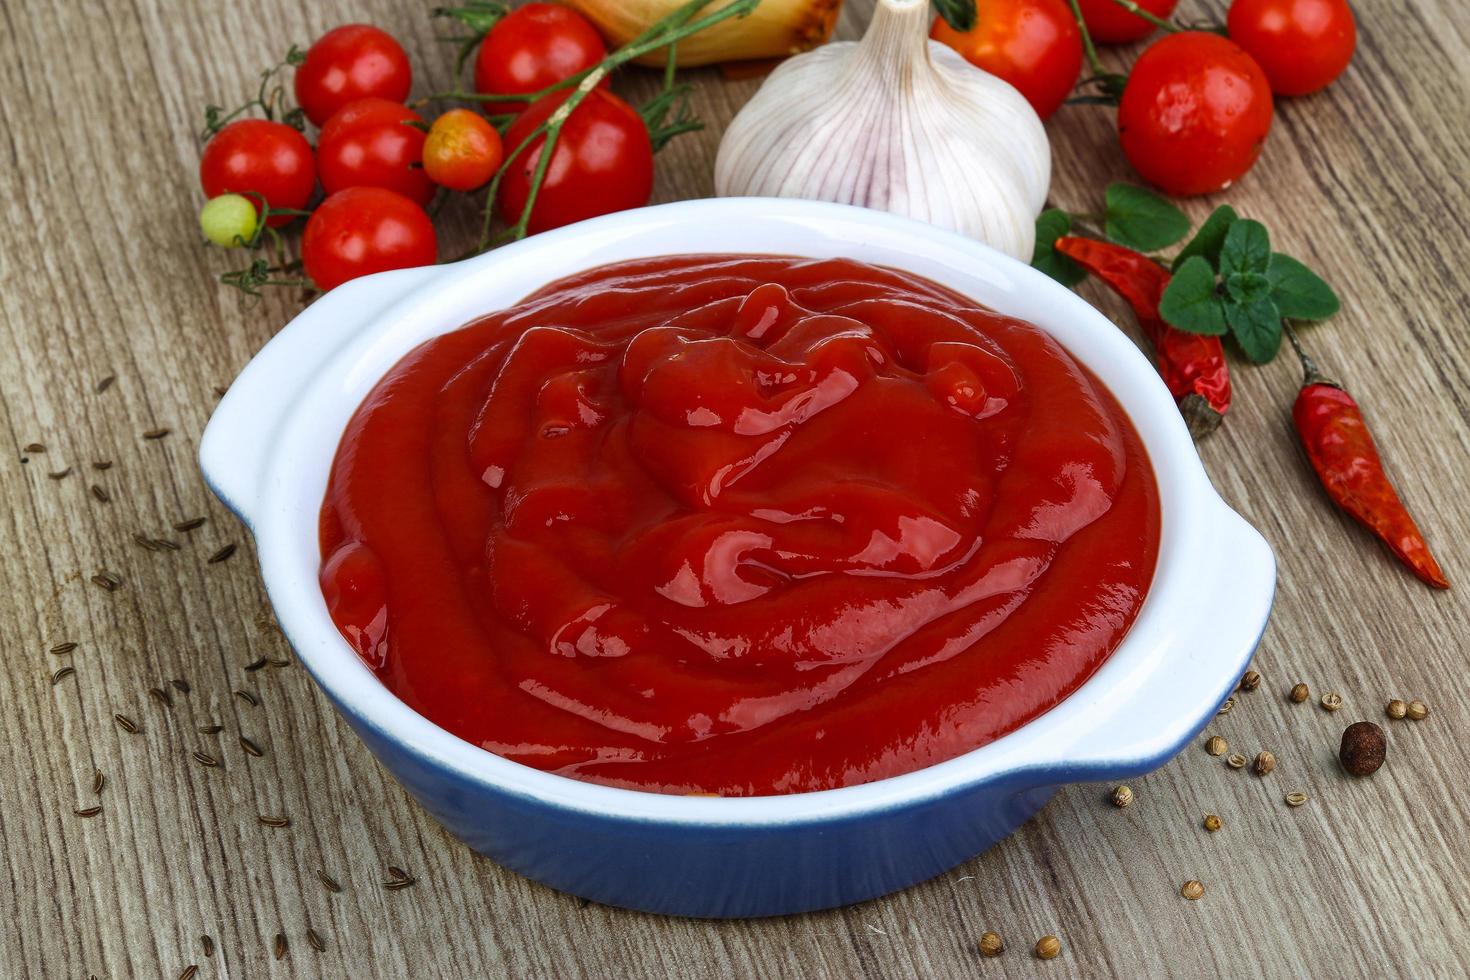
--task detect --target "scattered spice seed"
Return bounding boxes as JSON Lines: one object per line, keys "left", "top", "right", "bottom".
{"left": 50, "top": 641, "right": 78, "bottom": 655}
{"left": 978, "top": 931, "right": 1003, "bottom": 957}
{"left": 201, "top": 935, "right": 214, "bottom": 957}
{"left": 1386, "top": 699, "right": 1408, "bottom": 720}
{"left": 1035, "top": 935, "right": 1061, "bottom": 960}
{"left": 179, "top": 966, "right": 198, "bottom": 980}
{"left": 268, "top": 656, "right": 291, "bottom": 668}
{"left": 1217, "top": 697, "right": 1234, "bottom": 715}
{"left": 90, "top": 571, "right": 121, "bottom": 592}
{"left": 1339, "top": 721, "right": 1386, "bottom": 777}
{"left": 1407, "top": 700, "right": 1429, "bottom": 721}
{"left": 96, "top": 375, "right": 115, "bottom": 393}
{"left": 244, "top": 656, "right": 268, "bottom": 672}
{"left": 198, "top": 724, "right": 224, "bottom": 735}
{"left": 48, "top": 468, "right": 72, "bottom": 480}
{"left": 316, "top": 868, "right": 343, "bottom": 894}
{"left": 1284, "top": 792, "right": 1309, "bottom": 807}
{"left": 213, "top": 385, "right": 229, "bottom": 398}
{"left": 384, "top": 866, "right": 416, "bottom": 890}
{"left": 1205, "top": 735, "right": 1228, "bottom": 757}
{"left": 1181, "top": 880, "right": 1205, "bottom": 901}
{"left": 73, "top": 805, "right": 102, "bottom": 818}
{"left": 142, "top": 428, "right": 171, "bottom": 440}
{"left": 114, "top": 713, "right": 139, "bottom": 734}
{"left": 170, "top": 678, "right": 191, "bottom": 694}
{"left": 239, "top": 735, "right": 264, "bottom": 758}
{"left": 1253, "top": 751, "right": 1276, "bottom": 776}
{"left": 234, "top": 689, "right": 259, "bottom": 707}
{"left": 208, "top": 543, "right": 238, "bottom": 564}
{"left": 89, "top": 484, "right": 110, "bottom": 503}
{"left": 1226, "top": 754, "right": 1247, "bottom": 769}
{"left": 174, "top": 516, "right": 207, "bottom": 532}
{"left": 191, "top": 750, "right": 220, "bottom": 768}
{"left": 92, "top": 769, "right": 104, "bottom": 795}
{"left": 92, "top": 460, "right": 113, "bottom": 471}
{"left": 259, "top": 814, "right": 291, "bottom": 828}
{"left": 307, "top": 927, "right": 327, "bottom": 953}
{"left": 50, "top": 666, "right": 76, "bottom": 686}
{"left": 149, "top": 686, "right": 173, "bottom": 708}
{"left": 1110, "top": 785, "right": 1134, "bottom": 808}
{"left": 1239, "top": 670, "right": 1261, "bottom": 692}
{"left": 1320, "top": 692, "right": 1343, "bottom": 712}
{"left": 1203, "top": 814, "right": 1222, "bottom": 833}
{"left": 23, "top": 442, "right": 45, "bottom": 453}
{"left": 1289, "top": 682, "right": 1309, "bottom": 703}
{"left": 273, "top": 933, "right": 288, "bottom": 960}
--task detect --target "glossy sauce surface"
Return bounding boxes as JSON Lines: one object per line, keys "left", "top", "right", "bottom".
{"left": 319, "top": 255, "right": 1160, "bottom": 796}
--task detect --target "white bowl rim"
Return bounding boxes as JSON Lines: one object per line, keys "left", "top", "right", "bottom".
{"left": 201, "top": 197, "right": 1275, "bottom": 827}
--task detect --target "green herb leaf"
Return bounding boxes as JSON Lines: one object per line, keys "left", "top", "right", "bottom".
{"left": 1225, "top": 269, "right": 1272, "bottom": 305}
{"left": 1226, "top": 296, "right": 1284, "bottom": 363}
{"left": 1104, "top": 184, "right": 1191, "bottom": 253}
{"left": 1159, "top": 256, "right": 1228, "bottom": 336}
{"left": 1219, "top": 219, "right": 1271, "bottom": 280}
{"left": 932, "top": 0, "right": 976, "bottom": 31}
{"left": 1171, "top": 205, "right": 1238, "bottom": 272}
{"left": 1267, "top": 253, "right": 1340, "bottom": 321}
{"left": 1031, "top": 209, "right": 1086, "bottom": 287}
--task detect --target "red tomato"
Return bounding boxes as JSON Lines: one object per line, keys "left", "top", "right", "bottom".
{"left": 302, "top": 187, "right": 437, "bottom": 291}
{"left": 474, "top": 3, "right": 608, "bottom": 115}
{"left": 930, "top": 0, "right": 1083, "bottom": 119}
{"left": 317, "top": 98, "right": 435, "bottom": 206}
{"left": 295, "top": 25, "right": 413, "bottom": 127}
{"left": 1227, "top": 0, "right": 1356, "bottom": 96}
{"left": 497, "top": 89, "right": 653, "bottom": 235}
{"left": 424, "top": 109, "right": 505, "bottom": 192}
{"left": 1118, "top": 32, "right": 1274, "bottom": 196}
{"left": 199, "top": 119, "right": 316, "bottom": 228}
{"left": 1074, "top": 0, "right": 1179, "bottom": 44}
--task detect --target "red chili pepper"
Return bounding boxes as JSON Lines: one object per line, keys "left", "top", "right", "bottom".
{"left": 1287, "top": 328, "right": 1449, "bottom": 590}
{"left": 1055, "top": 236, "right": 1232, "bottom": 438}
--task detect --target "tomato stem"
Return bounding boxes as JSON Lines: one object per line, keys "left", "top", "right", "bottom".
{"left": 1065, "top": 0, "right": 1108, "bottom": 79}
{"left": 1104, "top": 0, "right": 1177, "bottom": 32}
{"left": 199, "top": 46, "right": 306, "bottom": 141}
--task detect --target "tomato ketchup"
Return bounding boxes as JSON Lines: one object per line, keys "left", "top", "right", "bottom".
{"left": 319, "top": 255, "right": 1160, "bottom": 796}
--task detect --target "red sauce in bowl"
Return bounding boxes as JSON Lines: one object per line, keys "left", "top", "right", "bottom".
{"left": 319, "top": 255, "right": 1160, "bottom": 796}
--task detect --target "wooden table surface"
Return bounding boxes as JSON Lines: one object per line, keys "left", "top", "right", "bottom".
{"left": 4, "top": 1, "right": 1469, "bottom": 976}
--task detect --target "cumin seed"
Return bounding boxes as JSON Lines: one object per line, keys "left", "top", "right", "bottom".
{"left": 90, "top": 570, "right": 121, "bottom": 591}
{"left": 92, "top": 460, "right": 113, "bottom": 471}
{"left": 191, "top": 750, "right": 220, "bottom": 768}
{"left": 316, "top": 868, "right": 342, "bottom": 893}
{"left": 273, "top": 933, "right": 288, "bottom": 960}
{"left": 92, "top": 769, "right": 105, "bottom": 795}
{"left": 133, "top": 532, "right": 162, "bottom": 552}
{"left": 198, "top": 724, "right": 223, "bottom": 734}
{"left": 48, "top": 468, "right": 72, "bottom": 480}
{"left": 244, "top": 656, "right": 268, "bottom": 672}
{"left": 208, "top": 543, "right": 237, "bottom": 564}
{"left": 170, "top": 678, "right": 191, "bottom": 694}
{"left": 23, "top": 442, "right": 44, "bottom": 453}
{"left": 384, "top": 866, "right": 416, "bottom": 890}
{"left": 259, "top": 814, "right": 291, "bottom": 828}
{"left": 239, "top": 735, "right": 263, "bottom": 757}
{"left": 201, "top": 934, "right": 214, "bottom": 957}
{"left": 73, "top": 805, "right": 102, "bottom": 818}
{"left": 268, "top": 656, "right": 291, "bottom": 668}
{"left": 50, "top": 666, "right": 76, "bottom": 685}
{"left": 142, "top": 428, "right": 171, "bottom": 440}
{"left": 96, "top": 375, "right": 116, "bottom": 392}
{"left": 49, "top": 641, "right": 78, "bottom": 655}
{"left": 149, "top": 687, "right": 173, "bottom": 708}
{"left": 114, "top": 713, "right": 139, "bottom": 734}
{"left": 234, "top": 689, "right": 259, "bottom": 707}
{"left": 179, "top": 966, "right": 198, "bottom": 980}
{"left": 173, "top": 517, "right": 207, "bottom": 532}
{"left": 307, "top": 927, "right": 326, "bottom": 952}
{"left": 90, "top": 484, "right": 111, "bottom": 503}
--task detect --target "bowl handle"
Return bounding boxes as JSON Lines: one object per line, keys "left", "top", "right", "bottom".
{"left": 1036, "top": 500, "right": 1277, "bottom": 781}
{"left": 198, "top": 265, "right": 441, "bottom": 525}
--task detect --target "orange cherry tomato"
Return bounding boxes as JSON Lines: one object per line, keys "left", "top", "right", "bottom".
{"left": 424, "top": 109, "right": 505, "bottom": 192}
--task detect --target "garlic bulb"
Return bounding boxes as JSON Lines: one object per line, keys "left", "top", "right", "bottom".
{"left": 563, "top": 0, "right": 843, "bottom": 67}
{"left": 714, "top": 0, "right": 1051, "bottom": 260}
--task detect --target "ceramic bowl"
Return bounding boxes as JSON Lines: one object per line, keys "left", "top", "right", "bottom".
{"left": 200, "top": 198, "right": 1275, "bottom": 918}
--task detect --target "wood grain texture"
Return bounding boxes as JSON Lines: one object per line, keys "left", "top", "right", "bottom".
{"left": 3, "top": 0, "right": 1469, "bottom": 976}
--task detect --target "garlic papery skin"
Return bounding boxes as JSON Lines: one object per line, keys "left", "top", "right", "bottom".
{"left": 714, "top": 0, "right": 1051, "bottom": 261}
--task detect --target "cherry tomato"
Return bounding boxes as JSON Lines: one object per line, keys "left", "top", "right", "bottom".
{"left": 199, "top": 194, "right": 259, "bottom": 247}
{"left": 930, "top": 0, "right": 1083, "bottom": 119}
{"left": 199, "top": 119, "right": 315, "bottom": 228}
{"left": 302, "top": 187, "right": 437, "bottom": 291}
{"left": 1118, "top": 32, "right": 1274, "bottom": 196}
{"left": 295, "top": 24, "right": 413, "bottom": 127}
{"left": 474, "top": 3, "right": 608, "bottom": 116}
{"left": 1074, "top": 0, "right": 1179, "bottom": 44}
{"left": 423, "top": 109, "right": 505, "bottom": 191}
{"left": 1227, "top": 0, "right": 1356, "bottom": 96}
{"left": 497, "top": 89, "right": 653, "bottom": 235}
{"left": 317, "top": 97, "right": 435, "bottom": 206}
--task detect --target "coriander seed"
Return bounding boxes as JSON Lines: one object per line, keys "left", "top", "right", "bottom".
{"left": 1111, "top": 785, "right": 1134, "bottom": 808}
{"left": 1035, "top": 935, "right": 1061, "bottom": 960}
{"left": 1386, "top": 699, "right": 1407, "bottom": 720}
{"left": 1217, "top": 697, "right": 1234, "bottom": 715}
{"left": 1339, "top": 721, "right": 1386, "bottom": 777}
{"left": 1289, "top": 683, "right": 1309, "bottom": 703}
{"left": 1284, "top": 792, "right": 1309, "bottom": 807}
{"left": 1407, "top": 700, "right": 1429, "bottom": 721}
{"left": 1240, "top": 670, "right": 1261, "bottom": 692}
{"left": 1320, "top": 692, "right": 1343, "bottom": 712}
{"left": 1203, "top": 814, "right": 1222, "bottom": 833}
{"left": 1181, "top": 880, "right": 1205, "bottom": 901}
{"left": 978, "top": 931, "right": 1003, "bottom": 957}
{"left": 1205, "top": 735, "right": 1228, "bottom": 757}
{"left": 1253, "top": 751, "right": 1276, "bottom": 776}
{"left": 1226, "top": 754, "right": 1247, "bottom": 769}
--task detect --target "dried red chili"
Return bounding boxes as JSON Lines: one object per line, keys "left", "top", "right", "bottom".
{"left": 1287, "top": 328, "right": 1449, "bottom": 589}
{"left": 1055, "top": 236, "right": 1232, "bottom": 438}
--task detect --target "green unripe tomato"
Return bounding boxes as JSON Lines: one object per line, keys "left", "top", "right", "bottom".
{"left": 199, "top": 194, "right": 260, "bottom": 247}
